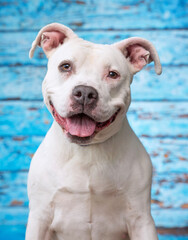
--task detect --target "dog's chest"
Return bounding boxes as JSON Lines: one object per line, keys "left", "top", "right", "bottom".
{"left": 50, "top": 158, "right": 128, "bottom": 239}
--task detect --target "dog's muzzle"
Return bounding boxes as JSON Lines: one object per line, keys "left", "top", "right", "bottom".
{"left": 49, "top": 85, "right": 120, "bottom": 144}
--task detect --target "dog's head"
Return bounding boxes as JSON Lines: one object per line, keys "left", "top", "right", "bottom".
{"left": 30, "top": 23, "right": 162, "bottom": 145}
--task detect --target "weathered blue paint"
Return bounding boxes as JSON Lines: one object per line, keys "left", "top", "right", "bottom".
{"left": 1, "top": 170, "right": 187, "bottom": 212}
{"left": 142, "top": 138, "right": 188, "bottom": 173}
{"left": 1, "top": 204, "right": 188, "bottom": 228}
{"left": 0, "top": 136, "right": 42, "bottom": 171}
{"left": 152, "top": 174, "right": 188, "bottom": 209}
{"left": 1, "top": 30, "right": 188, "bottom": 66}
{"left": 0, "top": 101, "right": 187, "bottom": 137}
{"left": 0, "top": 225, "right": 26, "bottom": 240}
{"left": 159, "top": 236, "right": 188, "bottom": 240}
{"left": 0, "top": 0, "right": 187, "bottom": 238}
{"left": 0, "top": 0, "right": 188, "bottom": 30}
{"left": 0, "top": 66, "right": 188, "bottom": 101}
{"left": 0, "top": 207, "right": 28, "bottom": 225}
{"left": 0, "top": 225, "right": 187, "bottom": 240}
{"left": 1, "top": 137, "right": 187, "bottom": 173}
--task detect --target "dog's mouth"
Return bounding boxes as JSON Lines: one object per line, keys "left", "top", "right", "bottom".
{"left": 49, "top": 101, "right": 120, "bottom": 142}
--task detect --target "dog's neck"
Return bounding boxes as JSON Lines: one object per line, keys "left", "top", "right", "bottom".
{"left": 44, "top": 117, "right": 134, "bottom": 166}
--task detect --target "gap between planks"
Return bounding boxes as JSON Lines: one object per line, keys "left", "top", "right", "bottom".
{"left": 0, "top": 28, "right": 188, "bottom": 33}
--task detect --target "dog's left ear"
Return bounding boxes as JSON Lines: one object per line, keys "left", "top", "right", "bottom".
{"left": 29, "top": 23, "right": 77, "bottom": 58}
{"left": 113, "top": 37, "right": 162, "bottom": 75}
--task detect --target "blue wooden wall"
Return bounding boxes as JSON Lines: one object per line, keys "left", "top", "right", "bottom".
{"left": 0, "top": 0, "right": 188, "bottom": 239}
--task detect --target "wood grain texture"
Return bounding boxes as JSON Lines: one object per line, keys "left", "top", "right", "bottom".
{"left": 0, "top": 225, "right": 187, "bottom": 240}
{"left": 0, "top": 0, "right": 187, "bottom": 30}
{"left": 1, "top": 204, "right": 188, "bottom": 228}
{"left": 0, "top": 171, "right": 187, "bottom": 211}
{"left": 1, "top": 65, "right": 188, "bottom": 101}
{"left": 1, "top": 30, "right": 188, "bottom": 66}
{"left": 0, "top": 101, "right": 187, "bottom": 137}
{"left": 0, "top": 0, "right": 187, "bottom": 238}
{"left": 0, "top": 136, "right": 187, "bottom": 173}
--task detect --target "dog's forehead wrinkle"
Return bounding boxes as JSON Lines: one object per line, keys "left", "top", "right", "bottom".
{"left": 48, "top": 41, "right": 129, "bottom": 84}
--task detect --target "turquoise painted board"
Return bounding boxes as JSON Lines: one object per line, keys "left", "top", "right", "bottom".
{"left": 1, "top": 137, "right": 187, "bottom": 173}
{"left": 0, "top": 0, "right": 188, "bottom": 30}
{"left": 0, "top": 101, "right": 187, "bottom": 137}
{"left": 0, "top": 0, "right": 188, "bottom": 239}
{"left": 1, "top": 30, "right": 188, "bottom": 66}
{"left": 0, "top": 66, "right": 188, "bottom": 101}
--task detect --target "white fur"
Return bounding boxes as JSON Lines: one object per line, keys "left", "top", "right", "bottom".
{"left": 26, "top": 23, "right": 161, "bottom": 240}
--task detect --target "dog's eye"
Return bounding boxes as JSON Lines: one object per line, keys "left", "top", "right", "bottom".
{"left": 59, "top": 63, "right": 72, "bottom": 72}
{"left": 108, "top": 71, "right": 119, "bottom": 79}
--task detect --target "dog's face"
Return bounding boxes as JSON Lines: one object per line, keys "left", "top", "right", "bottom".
{"left": 43, "top": 39, "right": 132, "bottom": 145}
{"left": 30, "top": 23, "right": 161, "bottom": 145}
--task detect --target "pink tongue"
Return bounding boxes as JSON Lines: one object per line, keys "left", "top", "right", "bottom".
{"left": 66, "top": 115, "right": 96, "bottom": 137}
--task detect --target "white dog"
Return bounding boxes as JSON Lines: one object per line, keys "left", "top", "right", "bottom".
{"left": 26, "top": 23, "right": 162, "bottom": 240}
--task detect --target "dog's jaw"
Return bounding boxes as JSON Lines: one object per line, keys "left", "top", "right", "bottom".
{"left": 49, "top": 100, "right": 120, "bottom": 145}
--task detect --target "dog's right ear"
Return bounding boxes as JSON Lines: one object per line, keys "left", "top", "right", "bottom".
{"left": 29, "top": 23, "right": 77, "bottom": 58}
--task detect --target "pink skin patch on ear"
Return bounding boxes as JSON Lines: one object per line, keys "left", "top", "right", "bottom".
{"left": 126, "top": 44, "right": 150, "bottom": 71}
{"left": 41, "top": 31, "right": 65, "bottom": 52}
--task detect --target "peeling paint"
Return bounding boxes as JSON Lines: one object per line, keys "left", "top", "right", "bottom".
{"left": 0, "top": 0, "right": 187, "bottom": 238}
{"left": 10, "top": 200, "right": 23, "bottom": 207}
{"left": 181, "top": 203, "right": 188, "bottom": 209}
{"left": 76, "top": 0, "right": 86, "bottom": 5}
{"left": 157, "top": 227, "right": 188, "bottom": 235}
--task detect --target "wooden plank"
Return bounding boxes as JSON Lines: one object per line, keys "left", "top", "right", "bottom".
{"left": 0, "top": 0, "right": 187, "bottom": 238}
{"left": 142, "top": 138, "right": 188, "bottom": 174}
{"left": 0, "top": 225, "right": 26, "bottom": 240}
{"left": 0, "top": 66, "right": 45, "bottom": 100}
{"left": 151, "top": 173, "right": 188, "bottom": 209}
{"left": 131, "top": 66, "right": 188, "bottom": 101}
{"left": 0, "top": 66, "right": 188, "bottom": 101}
{"left": 0, "top": 30, "right": 188, "bottom": 66}
{"left": 0, "top": 0, "right": 187, "bottom": 30}
{"left": 0, "top": 101, "right": 187, "bottom": 137}
{"left": 0, "top": 207, "right": 28, "bottom": 225}
{"left": 0, "top": 136, "right": 187, "bottom": 173}
{"left": 0, "top": 172, "right": 187, "bottom": 212}
{"left": 0, "top": 171, "right": 28, "bottom": 209}
{"left": 0, "top": 225, "right": 187, "bottom": 240}
{"left": 159, "top": 234, "right": 188, "bottom": 240}
{"left": 152, "top": 209, "right": 188, "bottom": 228}
{"left": 0, "top": 136, "right": 41, "bottom": 171}
{"left": 0, "top": 205, "right": 188, "bottom": 228}
{"left": 128, "top": 101, "right": 188, "bottom": 138}
{"left": 0, "top": 226, "right": 187, "bottom": 240}
{"left": 158, "top": 227, "right": 188, "bottom": 236}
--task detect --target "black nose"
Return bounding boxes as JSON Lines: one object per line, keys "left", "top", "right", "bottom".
{"left": 72, "top": 85, "right": 98, "bottom": 106}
